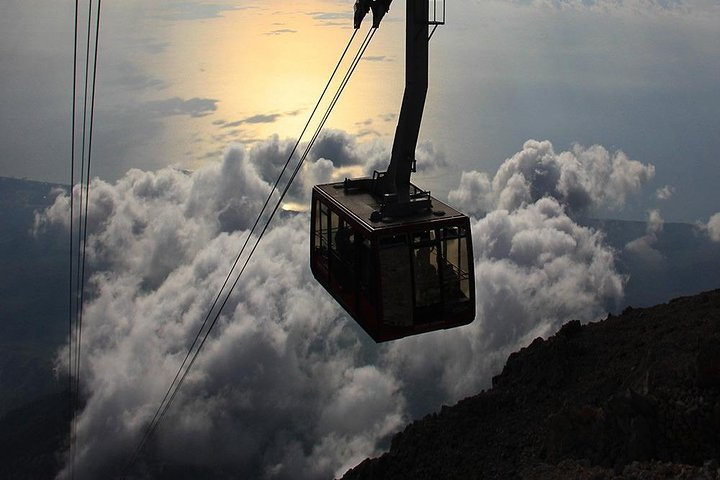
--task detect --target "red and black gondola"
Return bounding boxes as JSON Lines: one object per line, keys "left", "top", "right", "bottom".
{"left": 310, "top": 0, "right": 475, "bottom": 341}
{"left": 310, "top": 180, "right": 474, "bottom": 342}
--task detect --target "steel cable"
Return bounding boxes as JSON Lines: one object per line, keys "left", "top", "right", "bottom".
{"left": 69, "top": 1, "right": 102, "bottom": 478}
{"left": 120, "top": 27, "right": 372, "bottom": 478}
{"left": 148, "top": 26, "right": 379, "bottom": 452}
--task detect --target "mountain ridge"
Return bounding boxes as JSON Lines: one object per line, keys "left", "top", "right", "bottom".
{"left": 342, "top": 289, "right": 720, "bottom": 479}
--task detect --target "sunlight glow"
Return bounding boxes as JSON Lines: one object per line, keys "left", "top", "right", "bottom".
{"left": 138, "top": 1, "right": 406, "bottom": 169}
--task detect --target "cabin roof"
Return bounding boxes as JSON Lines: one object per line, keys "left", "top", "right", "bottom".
{"left": 313, "top": 181, "right": 467, "bottom": 234}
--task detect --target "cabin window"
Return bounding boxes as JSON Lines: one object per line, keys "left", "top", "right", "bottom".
{"left": 439, "top": 227, "right": 471, "bottom": 304}
{"left": 331, "top": 219, "right": 357, "bottom": 294}
{"left": 313, "top": 200, "right": 330, "bottom": 270}
{"left": 378, "top": 234, "right": 412, "bottom": 326}
{"left": 329, "top": 209, "right": 340, "bottom": 254}
{"left": 412, "top": 231, "right": 442, "bottom": 318}
{"left": 359, "top": 237, "right": 374, "bottom": 302}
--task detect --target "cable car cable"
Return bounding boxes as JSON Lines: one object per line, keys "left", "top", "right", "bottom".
{"left": 124, "top": 28, "right": 373, "bottom": 472}
{"left": 68, "top": 1, "right": 80, "bottom": 478}
{"left": 74, "top": 0, "right": 94, "bottom": 334}
{"left": 148, "top": 25, "right": 379, "bottom": 444}
{"left": 76, "top": 0, "right": 103, "bottom": 376}
{"left": 120, "top": 28, "right": 369, "bottom": 477}
{"left": 70, "top": 1, "right": 102, "bottom": 478}
{"left": 126, "top": 28, "right": 358, "bottom": 467}
{"left": 72, "top": 1, "right": 96, "bottom": 475}
{"left": 122, "top": 26, "right": 376, "bottom": 479}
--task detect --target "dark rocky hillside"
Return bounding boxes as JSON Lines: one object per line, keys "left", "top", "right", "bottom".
{"left": 342, "top": 290, "right": 720, "bottom": 479}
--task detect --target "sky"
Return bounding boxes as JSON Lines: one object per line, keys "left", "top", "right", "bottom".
{"left": 4, "top": 0, "right": 720, "bottom": 478}
{"left": 2, "top": 0, "right": 719, "bottom": 221}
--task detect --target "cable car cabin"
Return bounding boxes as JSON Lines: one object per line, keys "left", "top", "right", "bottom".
{"left": 310, "top": 0, "right": 475, "bottom": 341}
{"left": 310, "top": 181, "right": 475, "bottom": 342}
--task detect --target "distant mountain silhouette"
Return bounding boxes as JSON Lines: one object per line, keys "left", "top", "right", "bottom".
{"left": 342, "top": 290, "right": 720, "bottom": 479}
{"left": 0, "top": 391, "right": 68, "bottom": 479}
{"left": 580, "top": 218, "right": 720, "bottom": 310}
{"left": 0, "top": 177, "right": 67, "bottom": 416}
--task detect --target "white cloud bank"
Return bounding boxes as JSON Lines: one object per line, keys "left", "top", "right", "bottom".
{"left": 35, "top": 134, "right": 643, "bottom": 479}
{"left": 38, "top": 144, "right": 404, "bottom": 479}
{"left": 387, "top": 196, "right": 625, "bottom": 407}
{"left": 448, "top": 140, "right": 655, "bottom": 217}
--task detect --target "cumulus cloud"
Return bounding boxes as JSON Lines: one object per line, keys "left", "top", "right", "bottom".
{"left": 647, "top": 208, "right": 664, "bottom": 235}
{"left": 387, "top": 197, "right": 625, "bottom": 409}
{"left": 36, "top": 133, "right": 631, "bottom": 479}
{"left": 362, "top": 139, "right": 448, "bottom": 176}
{"left": 448, "top": 140, "right": 655, "bottom": 217}
{"left": 234, "top": 131, "right": 446, "bottom": 208}
{"left": 701, "top": 212, "right": 720, "bottom": 242}
{"left": 624, "top": 209, "right": 665, "bottom": 264}
{"left": 309, "top": 129, "right": 365, "bottom": 168}
{"left": 656, "top": 185, "right": 675, "bottom": 201}
{"left": 448, "top": 170, "right": 493, "bottom": 218}
{"left": 38, "top": 144, "right": 403, "bottom": 480}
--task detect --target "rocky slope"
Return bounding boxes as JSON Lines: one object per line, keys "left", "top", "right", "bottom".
{"left": 342, "top": 290, "right": 720, "bottom": 479}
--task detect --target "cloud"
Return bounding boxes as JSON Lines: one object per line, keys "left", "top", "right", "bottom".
{"left": 656, "top": 185, "right": 675, "bottom": 201}
{"left": 413, "top": 140, "right": 449, "bottom": 172}
{"left": 159, "top": 3, "right": 253, "bottom": 21}
{"left": 647, "top": 208, "right": 664, "bottom": 235}
{"left": 624, "top": 209, "right": 665, "bottom": 264}
{"left": 265, "top": 28, "right": 297, "bottom": 36}
{"left": 306, "top": 10, "right": 355, "bottom": 27}
{"left": 38, "top": 144, "right": 403, "bottom": 480}
{"left": 447, "top": 170, "right": 493, "bottom": 218}
{"left": 702, "top": 212, "right": 720, "bottom": 242}
{"left": 144, "top": 97, "right": 218, "bottom": 118}
{"left": 308, "top": 12, "right": 353, "bottom": 21}
{"left": 220, "top": 113, "right": 284, "bottom": 129}
{"left": 309, "top": 129, "right": 364, "bottom": 168}
{"left": 448, "top": 140, "right": 655, "bottom": 217}
{"left": 35, "top": 133, "right": 632, "bottom": 479}
{"left": 387, "top": 196, "right": 625, "bottom": 413}
{"left": 510, "top": 0, "right": 689, "bottom": 13}
{"left": 306, "top": 130, "right": 448, "bottom": 177}
{"left": 362, "top": 139, "right": 448, "bottom": 176}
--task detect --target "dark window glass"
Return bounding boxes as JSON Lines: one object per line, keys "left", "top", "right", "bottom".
{"left": 378, "top": 234, "right": 412, "bottom": 326}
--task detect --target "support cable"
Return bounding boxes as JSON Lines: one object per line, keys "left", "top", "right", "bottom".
{"left": 151, "top": 25, "right": 379, "bottom": 456}
{"left": 68, "top": 1, "right": 80, "bottom": 479}
{"left": 72, "top": 0, "right": 95, "bottom": 475}
{"left": 70, "top": 1, "right": 102, "bottom": 478}
{"left": 120, "top": 27, "right": 369, "bottom": 477}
